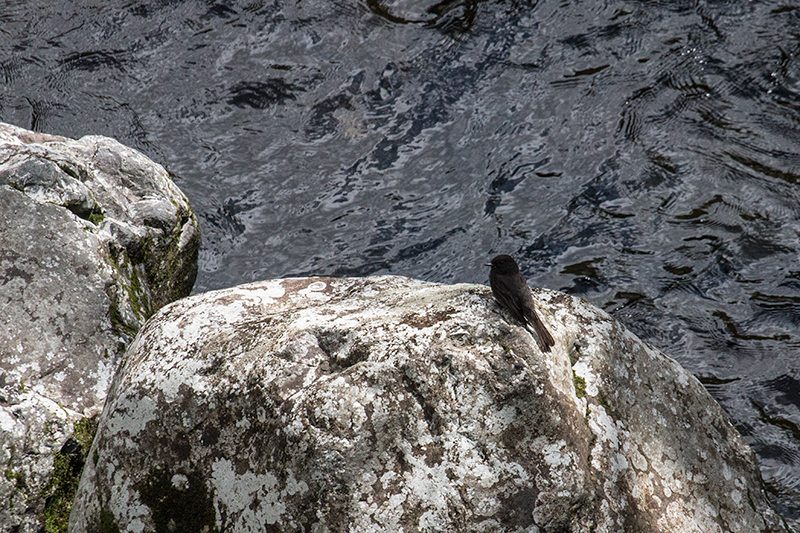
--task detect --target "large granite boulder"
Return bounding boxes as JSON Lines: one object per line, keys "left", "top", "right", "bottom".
{"left": 0, "top": 123, "right": 200, "bottom": 532}
{"left": 70, "top": 276, "right": 786, "bottom": 533}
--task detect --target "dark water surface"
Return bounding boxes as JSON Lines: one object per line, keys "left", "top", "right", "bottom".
{"left": 3, "top": 0, "right": 800, "bottom": 522}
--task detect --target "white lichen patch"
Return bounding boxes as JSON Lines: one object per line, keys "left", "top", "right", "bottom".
{"left": 542, "top": 440, "right": 571, "bottom": 469}
{"left": 297, "top": 280, "right": 328, "bottom": 301}
{"left": 572, "top": 360, "right": 599, "bottom": 397}
{"left": 104, "top": 394, "right": 157, "bottom": 440}
{"left": 210, "top": 458, "right": 296, "bottom": 531}
{"left": 253, "top": 280, "right": 287, "bottom": 303}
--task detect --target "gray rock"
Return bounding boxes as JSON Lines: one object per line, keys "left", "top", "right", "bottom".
{"left": 0, "top": 122, "right": 200, "bottom": 532}
{"left": 70, "top": 276, "right": 787, "bottom": 533}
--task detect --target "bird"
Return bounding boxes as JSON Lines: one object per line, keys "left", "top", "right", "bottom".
{"left": 487, "top": 254, "right": 555, "bottom": 352}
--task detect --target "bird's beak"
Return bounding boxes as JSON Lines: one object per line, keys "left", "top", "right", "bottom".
{"left": 484, "top": 262, "right": 493, "bottom": 267}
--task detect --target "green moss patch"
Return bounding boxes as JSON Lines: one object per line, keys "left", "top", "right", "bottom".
{"left": 4, "top": 468, "right": 25, "bottom": 489}
{"left": 40, "top": 416, "right": 99, "bottom": 533}
{"left": 573, "top": 371, "right": 586, "bottom": 399}
{"left": 87, "top": 211, "right": 105, "bottom": 226}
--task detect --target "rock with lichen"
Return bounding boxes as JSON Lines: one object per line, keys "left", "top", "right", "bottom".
{"left": 69, "top": 276, "right": 786, "bottom": 532}
{"left": 0, "top": 122, "right": 200, "bottom": 532}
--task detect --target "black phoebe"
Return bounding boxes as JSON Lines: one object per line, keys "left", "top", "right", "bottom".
{"left": 488, "top": 254, "right": 555, "bottom": 352}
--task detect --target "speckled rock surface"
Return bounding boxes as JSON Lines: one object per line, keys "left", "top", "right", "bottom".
{"left": 0, "top": 122, "right": 200, "bottom": 532}
{"left": 70, "top": 276, "right": 786, "bottom": 533}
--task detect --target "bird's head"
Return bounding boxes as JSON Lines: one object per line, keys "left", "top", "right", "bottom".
{"left": 488, "top": 254, "right": 520, "bottom": 275}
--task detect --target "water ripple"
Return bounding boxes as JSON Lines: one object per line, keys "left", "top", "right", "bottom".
{"left": 2, "top": 0, "right": 800, "bottom": 524}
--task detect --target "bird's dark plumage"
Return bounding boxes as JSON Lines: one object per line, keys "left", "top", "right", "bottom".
{"left": 488, "top": 254, "right": 555, "bottom": 352}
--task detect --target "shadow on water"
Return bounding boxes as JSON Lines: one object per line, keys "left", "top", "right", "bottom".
{"left": 2, "top": 0, "right": 800, "bottom": 523}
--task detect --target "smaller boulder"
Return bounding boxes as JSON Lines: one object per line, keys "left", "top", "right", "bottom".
{"left": 0, "top": 122, "right": 200, "bottom": 532}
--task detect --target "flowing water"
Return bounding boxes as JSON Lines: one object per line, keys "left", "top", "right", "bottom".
{"left": 2, "top": 0, "right": 800, "bottom": 523}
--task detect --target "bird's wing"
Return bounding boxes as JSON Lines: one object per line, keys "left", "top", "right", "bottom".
{"left": 491, "top": 276, "right": 526, "bottom": 323}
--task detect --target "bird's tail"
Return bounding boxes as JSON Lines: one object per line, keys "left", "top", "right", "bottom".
{"left": 524, "top": 314, "right": 555, "bottom": 353}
